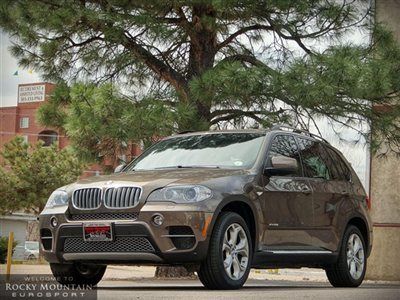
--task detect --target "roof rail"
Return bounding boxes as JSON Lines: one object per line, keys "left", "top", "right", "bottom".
{"left": 177, "top": 130, "right": 196, "bottom": 134}
{"left": 271, "top": 124, "right": 330, "bottom": 144}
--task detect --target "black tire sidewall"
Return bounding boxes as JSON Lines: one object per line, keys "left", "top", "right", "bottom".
{"left": 50, "top": 263, "right": 106, "bottom": 286}
{"left": 211, "top": 212, "right": 253, "bottom": 288}
{"left": 340, "top": 225, "right": 367, "bottom": 286}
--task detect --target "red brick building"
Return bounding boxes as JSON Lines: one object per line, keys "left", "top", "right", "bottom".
{"left": 0, "top": 82, "right": 64, "bottom": 146}
{"left": 0, "top": 82, "right": 141, "bottom": 176}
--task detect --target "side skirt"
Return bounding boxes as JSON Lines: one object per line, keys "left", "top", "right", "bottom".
{"left": 251, "top": 250, "right": 338, "bottom": 269}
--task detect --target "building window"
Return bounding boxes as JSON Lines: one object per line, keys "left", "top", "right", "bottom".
{"left": 19, "top": 117, "right": 29, "bottom": 129}
{"left": 38, "top": 130, "right": 58, "bottom": 146}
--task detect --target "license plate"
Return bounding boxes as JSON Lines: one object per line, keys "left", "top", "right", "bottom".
{"left": 83, "top": 223, "right": 113, "bottom": 242}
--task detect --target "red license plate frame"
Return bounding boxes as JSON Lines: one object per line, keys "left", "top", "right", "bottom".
{"left": 83, "top": 223, "right": 113, "bottom": 242}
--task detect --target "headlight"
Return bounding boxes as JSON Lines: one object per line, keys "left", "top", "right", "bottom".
{"left": 45, "top": 190, "right": 69, "bottom": 208}
{"left": 147, "top": 185, "right": 212, "bottom": 203}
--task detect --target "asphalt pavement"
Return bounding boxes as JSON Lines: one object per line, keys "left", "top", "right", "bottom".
{"left": 2, "top": 264, "right": 399, "bottom": 299}
{"left": 97, "top": 278, "right": 400, "bottom": 300}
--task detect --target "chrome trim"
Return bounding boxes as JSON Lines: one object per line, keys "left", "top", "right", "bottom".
{"left": 72, "top": 188, "right": 102, "bottom": 210}
{"left": 270, "top": 250, "right": 332, "bottom": 254}
{"left": 161, "top": 235, "right": 196, "bottom": 238}
{"left": 104, "top": 185, "right": 142, "bottom": 209}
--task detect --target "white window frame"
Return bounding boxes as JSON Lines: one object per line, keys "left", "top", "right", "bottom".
{"left": 19, "top": 117, "right": 30, "bottom": 129}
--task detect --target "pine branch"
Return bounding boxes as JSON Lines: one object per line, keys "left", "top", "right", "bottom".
{"left": 121, "top": 33, "right": 189, "bottom": 101}
{"left": 217, "top": 24, "right": 273, "bottom": 50}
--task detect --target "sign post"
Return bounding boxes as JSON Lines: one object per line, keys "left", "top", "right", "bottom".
{"left": 6, "top": 232, "right": 14, "bottom": 281}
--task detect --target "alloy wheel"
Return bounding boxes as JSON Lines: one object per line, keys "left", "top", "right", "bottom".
{"left": 346, "top": 233, "right": 365, "bottom": 280}
{"left": 222, "top": 223, "right": 249, "bottom": 280}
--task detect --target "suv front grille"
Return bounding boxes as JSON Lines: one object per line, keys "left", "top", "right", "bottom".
{"left": 72, "top": 188, "right": 101, "bottom": 209}
{"left": 69, "top": 212, "right": 139, "bottom": 221}
{"left": 63, "top": 237, "right": 154, "bottom": 253}
{"left": 104, "top": 187, "right": 141, "bottom": 208}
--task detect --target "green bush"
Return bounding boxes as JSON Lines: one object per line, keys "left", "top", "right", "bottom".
{"left": 0, "top": 236, "right": 18, "bottom": 264}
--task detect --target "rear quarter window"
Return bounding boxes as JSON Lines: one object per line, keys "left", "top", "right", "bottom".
{"left": 324, "top": 146, "right": 352, "bottom": 181}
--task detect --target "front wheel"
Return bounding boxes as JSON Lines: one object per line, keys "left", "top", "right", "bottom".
{"left": 50, "top": 263, "right": 106, "bottom": 286}
{"left": 325, "top": 225, "right": 367, "bottom": 287}
{"left": 198, "top": 212, "right": 252, "bottom": 290}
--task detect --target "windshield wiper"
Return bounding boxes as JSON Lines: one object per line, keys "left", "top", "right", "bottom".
{"left": 154, "top": 165, "right": 220, "bottom": 169}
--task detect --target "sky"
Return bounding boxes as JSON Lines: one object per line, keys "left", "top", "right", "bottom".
{"left": 0, "top": 29, "right": 370, "bottom": 189}
{"left": 0, "top": 29, "right": 41, "bottom": 108}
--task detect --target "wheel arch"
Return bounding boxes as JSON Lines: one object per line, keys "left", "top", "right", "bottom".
{"left": 346, "top": 216, "right": 370, "bottom": 256}
{"left": 338, "top": 214, "right": 372, "bottom": 257}
{"left": 210, "top": 196, "right": 259, "bottom": 252}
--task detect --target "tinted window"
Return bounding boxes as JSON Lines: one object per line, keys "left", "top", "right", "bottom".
{"left": 297, "top": 138, "right": 334, "bottom": 180}
{"left": 267, "top": 135, "right": 301, "bottom": 176}
{"left": 126, "top": 133, "right": 265, "bottom": 170}
{"left": 325, "top": 146, "right": 351, "bottom": 181}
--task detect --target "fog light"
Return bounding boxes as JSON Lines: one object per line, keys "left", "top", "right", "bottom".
{"left": 152, "top": 214, "right": 164, "bottom": 226}
{"left": 50, "top": 216, "right": 58, "bottom": 228}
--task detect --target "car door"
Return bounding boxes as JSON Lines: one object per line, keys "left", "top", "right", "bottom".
{"left": 261, "top": 134, "right": 315, "bottom": 250}
{"left": 296, "top": 138, "right": 349, "bottom": 251}
{"left": 319, "top": 146, "right": 354, "bottom": 250}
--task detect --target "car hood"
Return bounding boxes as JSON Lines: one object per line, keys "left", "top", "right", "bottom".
{"left": 68, "top": 168, "right": 250, "bottom": 195}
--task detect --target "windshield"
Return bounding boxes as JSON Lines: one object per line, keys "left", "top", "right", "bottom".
{"left": 126, "top": 133, "right": 265, "bottom": 171}
{"left": 25, "top": 242, "right": 39, "bottom": 251}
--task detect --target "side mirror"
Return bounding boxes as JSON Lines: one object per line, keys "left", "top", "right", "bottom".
{"left": 114, "top": 163, "right": 126, "bottom": 173}
{"left": 264, "top": 156, "right": 298, "bottom": 176}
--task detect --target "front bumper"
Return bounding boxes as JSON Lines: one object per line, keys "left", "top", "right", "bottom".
{"left": 39, "top": 203, "right": 214, "bottom": 265}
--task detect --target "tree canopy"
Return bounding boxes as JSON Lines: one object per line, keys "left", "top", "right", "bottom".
{"left": 0, "top": 137, "right": 84, "bottom": 215}
{"left": 37, "top": 82, "right": 178, "bottom": 163}
{"left": 1, "top": 0, "right": 399, "bottom": 152}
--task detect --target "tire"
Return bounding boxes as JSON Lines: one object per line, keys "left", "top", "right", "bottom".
{"left": 27, "top": 254, "right": 36, "bottom": 260}
{"left": 198, "top": 212, "right": 252, "bottom": 290}
{"left": 50, "top": 263, "right": 106, "bottom": 286}
{"left": 325, "top": 225, "right": 367, "bottom": 287}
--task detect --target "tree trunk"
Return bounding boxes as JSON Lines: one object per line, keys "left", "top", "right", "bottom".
{"left": 180, "top": 3, "right": 217, "bottom": 131}
{"left": 154, "top": 266, "right": 196, "bottom": 278}
{"left": 155, "top": 6, "right": 218, "bottom": 277}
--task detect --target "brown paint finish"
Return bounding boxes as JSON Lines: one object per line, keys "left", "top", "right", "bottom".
{"left": 39, "top": 129, "right": 372, "bottom": 269}
{"left": 307, "top": 178, "right": 352, "bottom": 251}
{"left": 261, "top": 177, "right": 314, "bottom": 248}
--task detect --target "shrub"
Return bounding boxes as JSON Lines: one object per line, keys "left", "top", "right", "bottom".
{"left": 0, "top": 236, "right": 18, "bottom": 264}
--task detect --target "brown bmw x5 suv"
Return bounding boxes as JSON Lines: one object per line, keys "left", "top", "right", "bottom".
{"left": 39, "top": 125, "right": 372, "bottom": 289}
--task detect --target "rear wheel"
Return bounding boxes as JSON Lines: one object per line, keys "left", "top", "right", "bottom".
{"left": 198, "top": 212, "right": 252, "bottom": 290}
{"left": 50, "top": 263, "right": 106, "bottom": 286}
{"left": 325, "top": 225, "right": 366, "bottom": 287}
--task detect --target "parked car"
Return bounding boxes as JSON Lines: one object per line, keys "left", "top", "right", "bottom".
{"left": 12, "top": 241, "right": 39, "bottom": 260}
{"left": 39, "top": 126, "right": 372, "bottom": 289}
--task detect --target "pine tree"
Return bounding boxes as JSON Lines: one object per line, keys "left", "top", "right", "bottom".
{"left": 1, "top": 1, "right": 399, "bottom": 152}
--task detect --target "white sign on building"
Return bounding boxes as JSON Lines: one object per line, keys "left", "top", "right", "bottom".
{"left": 18, "top": 84, "right": 46, "bottom": 103}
